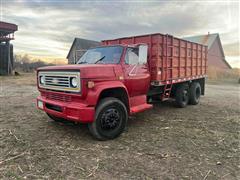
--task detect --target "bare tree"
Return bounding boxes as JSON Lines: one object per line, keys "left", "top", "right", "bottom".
{"left": 14, "top": 54, "right": 54, "bottom": 72}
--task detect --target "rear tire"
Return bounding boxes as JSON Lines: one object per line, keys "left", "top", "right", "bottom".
{"left": 175, "top": 84, "right": 189, "bottom": 108}
{"left": 88, "top": 97, "right": 128, "bottom": 141}
{"left": 46, "top": 113, "right": 69, "bottom": 123}
{"left": 189, "top": 82, "right": 201, "bottom": 105}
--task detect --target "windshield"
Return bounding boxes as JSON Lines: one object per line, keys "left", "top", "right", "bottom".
{"left": 77, "top": 46, "right": 123, "bottom": 64}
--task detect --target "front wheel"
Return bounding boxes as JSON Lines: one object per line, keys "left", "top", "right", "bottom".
{"left": 88, "top": 97, "right": 128, "bottom": 141}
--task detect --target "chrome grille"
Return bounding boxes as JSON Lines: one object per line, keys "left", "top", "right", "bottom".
{"left": 38, "top": 71, "right": 80, "bottom": 92}
{"left": 45, "top": 76, "right": 70, "bottom": 87}
{"left": 41, "top": 92, "right": 72, "bottom": 102}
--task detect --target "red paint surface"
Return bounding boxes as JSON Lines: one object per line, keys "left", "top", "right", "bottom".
{"left": 102, "top": 33, "right": 207, "bottom": 82}
{"left": 37, "top": 95, "right": 95, "bottom": 123}
{"left": 37, "top": 33, "right": 207, "bottom": 123}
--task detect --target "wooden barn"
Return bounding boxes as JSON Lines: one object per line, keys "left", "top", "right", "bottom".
{"left": 183, "top": 33, "right": 231, "bottom": 69}
{"left": 67, "top": 38, "right": 100, "bottom": 64}
{"left": 0, "top": 21, "right": 18, "bottom": 75}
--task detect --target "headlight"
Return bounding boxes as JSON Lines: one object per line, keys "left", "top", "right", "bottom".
{"left": 70, "top": 77, "right": 78, "bottom": 88}
{"left": 40, "top": 76, "right": 45, "bottom": 84}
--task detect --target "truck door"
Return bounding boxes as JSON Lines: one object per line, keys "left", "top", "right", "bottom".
{"left": 123, "top": 45, "right": 150, "bottom": 97}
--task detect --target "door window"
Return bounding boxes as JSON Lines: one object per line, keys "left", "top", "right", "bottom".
{"left": 138, "top": 45, "right": 148, "bottom": 64}
{"left": 125, "top": 48, "right": 139, "bottom": 65}
{"left": 125, "top": 45, "right": 148, "bottom": 65}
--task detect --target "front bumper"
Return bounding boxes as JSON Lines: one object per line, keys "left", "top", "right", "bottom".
{"left": 37, "top": 95, "right": 95, "bottom": 123}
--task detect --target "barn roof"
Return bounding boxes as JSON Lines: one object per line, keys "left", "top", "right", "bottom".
{"left": 0, "top": 21, "right": 18, "bottom": 35}
{"left": 183, "top": 33, "right": 218, "bottom": 49}
{"left": 183, "top": 33, "right": 231, "bottom": 69}
{"left": 0, "top": 21, "right": 18, "bottom": 42}
{"left": 66, "top": 38, "right": 100, "bottom": 59}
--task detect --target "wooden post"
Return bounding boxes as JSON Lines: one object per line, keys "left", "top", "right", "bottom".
{"left": 201, "top": 46, "right": 203, "bottom": 74}
{"left": 185, "top": 42, "right": 187, "bottom": 77}
{"left": 191, "top": 43, "right": 193, "bottom": 76}
{"left": 178, "top": 40, "right": 181, "bottom": 78}
{"left": 6, "top": 41, "right": 12, "bottom": 75}
{"left": 196, "top": 44, "right": 198, "bottom": 75}
{"left": 161, "top": 35, "right": 164, "bottom": 81}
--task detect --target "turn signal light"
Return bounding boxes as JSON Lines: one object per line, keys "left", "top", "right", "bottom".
{"left": 87, "top": 81, "right": 95, "bottom": 89}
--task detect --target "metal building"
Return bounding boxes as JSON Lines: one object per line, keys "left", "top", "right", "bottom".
{"left": 183, "top": 33, "right": 231, "bottom": 69}
{"left": 0, "top": 21, "right": 18, "bottom": 75}
{"left": 67, "top": 38, "right": 100, "bottom": 64}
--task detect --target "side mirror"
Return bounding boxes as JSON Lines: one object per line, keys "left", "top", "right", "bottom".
{"left": 138, "top": 45, "right": 148, "bottom": 64}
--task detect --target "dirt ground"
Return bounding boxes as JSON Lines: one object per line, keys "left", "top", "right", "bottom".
{"left": 0, "top": 73, "right": 239, "bottom": 179}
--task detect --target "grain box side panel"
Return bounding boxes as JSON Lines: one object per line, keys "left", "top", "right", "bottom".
{"left": 102, "top": 33, "right": 207, "bottom": 83}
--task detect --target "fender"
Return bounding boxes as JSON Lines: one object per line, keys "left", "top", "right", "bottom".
{"left": 85, "top": 81, "right": 130, "bottom": 107}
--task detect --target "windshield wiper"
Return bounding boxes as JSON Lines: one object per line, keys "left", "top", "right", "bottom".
{"left": 78, "top": 61, "right": 87, "bottom": 64}
{"left": 94, "top": 56, "right": 105, "bottom": 64}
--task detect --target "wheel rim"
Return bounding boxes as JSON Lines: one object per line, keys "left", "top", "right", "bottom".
{"left": 100, "top": 108, "right": 121, "bottom": 130}
{"left": 182, "top": 89, "right": 188, "bottom": 102}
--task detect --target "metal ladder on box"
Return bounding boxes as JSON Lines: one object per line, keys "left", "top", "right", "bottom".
{"left": 163, "top": 83, "right": 173, "bottom": 99}
{"left": 162, "top": 34, "right": 174, "bottom": 100}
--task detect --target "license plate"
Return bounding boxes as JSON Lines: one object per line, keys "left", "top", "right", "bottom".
{"left": 38, "top": 100, "right": 44, "bottom": 109}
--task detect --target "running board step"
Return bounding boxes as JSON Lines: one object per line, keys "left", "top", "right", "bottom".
{"left": 130, "top": 103, "right": 153, "bottom": 114}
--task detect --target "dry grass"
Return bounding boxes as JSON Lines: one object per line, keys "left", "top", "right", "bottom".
{"left": 0, "top": 72, "right": 36, "bottom": 86}
{"left": 0, "top": 73, "right": 239, "bottom": 179}
{"left": 207, "top": 66, "right": 240, "bottom": 83}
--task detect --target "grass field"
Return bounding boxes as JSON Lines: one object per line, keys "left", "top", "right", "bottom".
{"left": 0, "top": 73, "right": 239, "bottom": 179}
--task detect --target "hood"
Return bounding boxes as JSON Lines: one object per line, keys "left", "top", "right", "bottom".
{"left": 37, "top": 64, "right": 117, "bottom": 79}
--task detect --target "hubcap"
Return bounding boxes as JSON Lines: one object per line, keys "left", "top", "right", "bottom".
{"left": 101, "top": 108, "right": 121, "bottom": 130}
{"left": 182, "top": 89, "right": 188, "bottom": 102}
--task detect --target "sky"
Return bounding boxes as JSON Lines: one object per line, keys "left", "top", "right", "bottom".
{"left": 1, "top": 0, "right": 239, "bottom": 67}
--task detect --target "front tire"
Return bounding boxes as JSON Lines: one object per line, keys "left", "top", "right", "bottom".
{"left": 175, "top": 84, "right": 189, "bottom": 108}
{"left": 189, "top": 82, "right": 201, "bottom": 105}
{"left": 88, "top": 97, "right": 128, "bottom": 141}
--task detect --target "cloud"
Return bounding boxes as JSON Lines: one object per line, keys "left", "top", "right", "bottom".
{"left": 226, "top": 56, "right": 240, "bottom": 68}
{"left": 224, "top": 42, "right": 240, "bottom": 56}
{"left": 1, "top": 0, "right": 239, "bottom": 67}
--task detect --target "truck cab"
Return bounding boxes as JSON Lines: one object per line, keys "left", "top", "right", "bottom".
{"left": 37, "top": 44, "right": 152, "bottom": 140}
{"left": 37, "top": 33, "right": 206, "bottom": 140}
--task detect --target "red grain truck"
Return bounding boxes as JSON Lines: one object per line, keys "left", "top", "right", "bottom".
{"left": 37, "top": 33, "right": 207, "bottom": 140}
